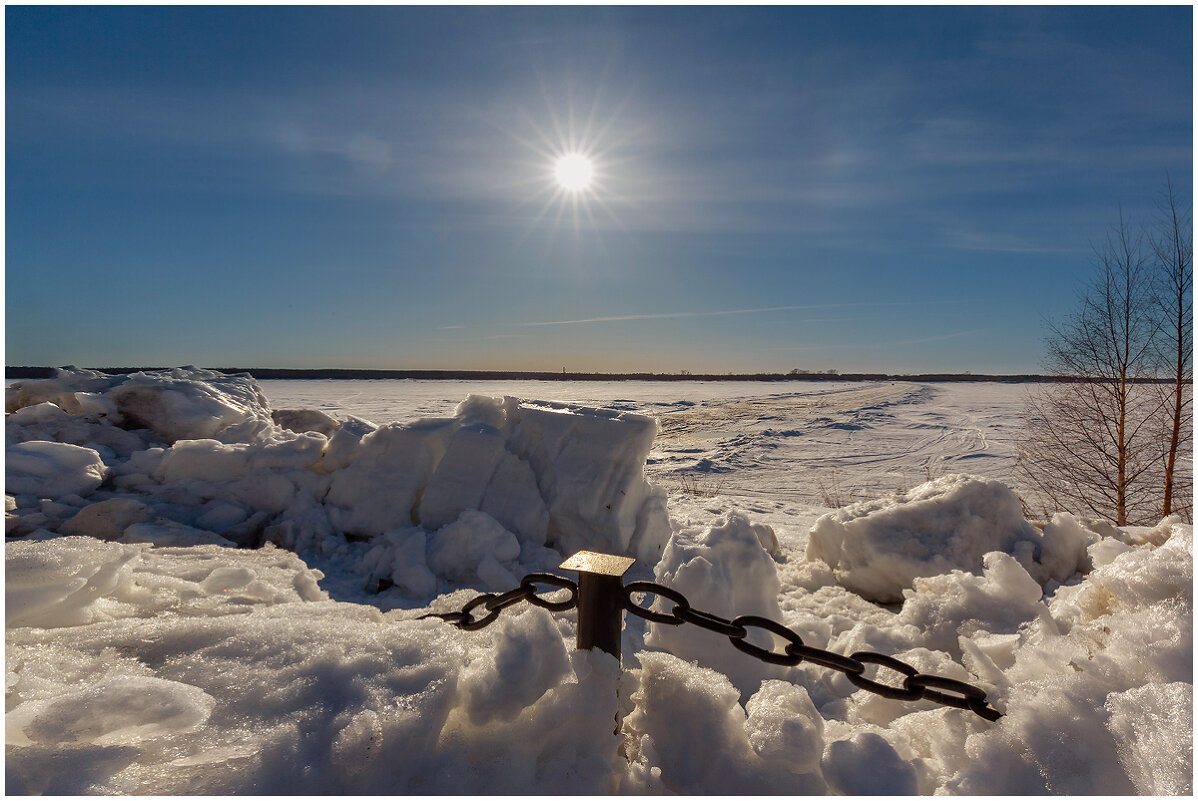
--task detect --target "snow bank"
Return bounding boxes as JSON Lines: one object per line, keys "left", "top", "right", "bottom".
{"left": 7, "top": 520, "right": 1190, "bottom": 793}
{"left": 807, "top": 474, "right": 1082, "bottom": 603}
{"left": 6, "top": 370, "right": 671, "bottom": 591}
{"left": 4, "top": 537, "right": 627, "bottom": 794}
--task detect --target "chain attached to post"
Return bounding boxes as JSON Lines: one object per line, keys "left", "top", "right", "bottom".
{"left": 421, "top": 567, "right": 1003, "bottom": 722}
{"left": 623, "top": 580, "right": 1003, "bottom": 721}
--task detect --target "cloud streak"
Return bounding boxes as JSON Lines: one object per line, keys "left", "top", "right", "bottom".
{"left": 516, "top": 301, "right": 947, "bottom": 327}
{"left": 770, "top": 329, "right": 982, "bottom": 351}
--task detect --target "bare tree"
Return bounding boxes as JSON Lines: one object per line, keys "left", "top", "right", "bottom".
{"left": 1150, "top": 177, "right": 1193, "bottom": 520}
{"left": 1018, "top": 209, "right": 1167, "bottom": 525}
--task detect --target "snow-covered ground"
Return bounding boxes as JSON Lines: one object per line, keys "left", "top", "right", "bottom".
{"left": 5, "top": 370, "right": 1192, "bottom": 794}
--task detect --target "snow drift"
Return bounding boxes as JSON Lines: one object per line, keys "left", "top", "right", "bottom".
{"left": 806, "top": 474, "right": 1093, "bottom": 603}
{"left": 5, "top": 369, "right": 1193, "bottom": 794}
{"left": 6, "top": 368, "right": 671, "bottom": 588}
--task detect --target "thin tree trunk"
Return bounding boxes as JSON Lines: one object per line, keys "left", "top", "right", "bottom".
{"left": 1162, "top": 311, "right": 1183, "bottom": 515}
{"left": 1117, "top": 373, "right": 1128, "bottom": 525}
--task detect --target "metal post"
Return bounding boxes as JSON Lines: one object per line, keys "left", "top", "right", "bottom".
{"left": 559, "top": 550, "right": 636, "bottom": 658}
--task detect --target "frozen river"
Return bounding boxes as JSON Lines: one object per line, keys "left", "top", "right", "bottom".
{"left": 260, "top": 379, "right": 1034, "bottom": 508}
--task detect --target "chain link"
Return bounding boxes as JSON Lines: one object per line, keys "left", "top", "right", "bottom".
{"left": 623, "top": 580, "right": 1003, "bottom": 722}
{"left": 419, "top": 572, "right": 578, "bottom": 629}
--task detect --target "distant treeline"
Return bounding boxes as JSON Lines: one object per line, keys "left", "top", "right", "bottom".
{"left": 4, "top": 366, "right": 1152, "bottom": 383}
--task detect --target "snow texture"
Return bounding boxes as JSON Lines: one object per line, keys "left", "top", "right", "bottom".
{"left": 4, "top": 371, "right": 1192, "bottom": 794}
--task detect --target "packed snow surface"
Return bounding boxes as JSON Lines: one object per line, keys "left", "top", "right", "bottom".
{"left": 5, "top": 369, "right": 1192, "bottom": 794}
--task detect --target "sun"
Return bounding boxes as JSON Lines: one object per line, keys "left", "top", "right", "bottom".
{"left": 554, "top": 153, "right": 594, "bottom": 192}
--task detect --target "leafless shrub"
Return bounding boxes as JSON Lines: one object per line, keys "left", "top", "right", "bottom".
{"left": 671, "top": 473, "right": 726, "bottom": 498}
{"left": 1017, "top": 195, "right": 1191, "bottom": 526}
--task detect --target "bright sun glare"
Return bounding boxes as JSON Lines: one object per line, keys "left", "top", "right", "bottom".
{"left": 554, "top": 153, "right": 594, "bottom": 192}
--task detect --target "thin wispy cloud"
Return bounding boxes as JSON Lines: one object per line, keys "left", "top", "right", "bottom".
{"left": 516, "top": 301, "right": 948, "bottom": 327}
{"left": 771, "top": 329, "right": 982, "bottom": 351}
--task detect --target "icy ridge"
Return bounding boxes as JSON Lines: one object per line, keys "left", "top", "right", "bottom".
{"left": 6, "top": 369, "right": 671, "bottom": 591}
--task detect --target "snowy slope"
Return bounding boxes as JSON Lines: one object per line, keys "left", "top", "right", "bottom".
{"left": 5, "top": 369, "right": 1192, "bottom": 794}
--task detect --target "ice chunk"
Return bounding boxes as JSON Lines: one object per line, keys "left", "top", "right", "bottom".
{"left": 324, "top": 419, "right": 453, "bottom": 536}
{"left": 120, "top": 522, "right": 234, "bottom": 548}
{"left": 427, "top": 510, "right": 520, "bottom": 585}
{"left": 416, "top": 423, "right": 508, "bottom": 529}
{"left": 272, "top": 408, "right": 339, "bottom": 437}
{"left": 6, "top": 367, "right": 116, "bottom": 414}
{"left": 154, "top": 439, "right": 250, "bottom": 483}
{"left": 622, "top": 650, "right": 822, "bottom": 794}
{"left": 61, "top": 498, "right": 157, "bottom": 541}
{"left": 318, "top": 415, "right": 378, "bottom": 472}
{"left": 807, "top": 474, "right": 1043, "bottom": 603}
{"left": 1038, "top": 512, "right": 1100, "bottom": 579}
{"left": 106, "top": 369, "right": 275, "bottom": 444}
{"left": 744, "top": 680, "right": 824, "bottom": 773}
{"left": 751, "top": 521, "right": 780, "bottom": 556}
{"left": 194, "top": 502, "right": 250, "bottom": 532}
{"left": 7, "top": 367, "right": 276, "bottom": 445}
{"left": 6, "top": 537, "right": 142, "bottom": 627}
{"left": 7, "top": 400, "right": 77, "bottom": 427}
{"left": 1051, "top": 521, "right": 1192, "bottom": 625}
{"left": 479, "top": 451, "right": 550, "bottom": 546}
{"left": 898, "top": 552, "right": 1047, "bottom": 655}
{"left": 7, "top": 676, "right": 214, "bottom": 746}
{"left": 6, "top": 400, "right": 149, "bottom": 458}
{"left": 249, "top": 432, "right": 326, "bottom": 470}
{"left": 361, "top": 528, "right": 437, "bottom": 597}
{"left": 452, "top": 393, "right": 510, "bottom": 430}
{"left": 506, "top": 399, "right": 670, "bottom": 562}
{"left": 623, "top": 651, "right": 759, "bottom": 794}
{"left": 6, "top": 441, "right": 107, "bottom": 499}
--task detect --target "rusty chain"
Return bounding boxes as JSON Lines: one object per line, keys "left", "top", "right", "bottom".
{"left": 420, "top": 573, "right": 1002, "bottom": 722}
{"left": 419, "top": 573, "right": 579, "bottom": 629}
{"left": 624, "top": 580, "right": 1003, "bottom": 721}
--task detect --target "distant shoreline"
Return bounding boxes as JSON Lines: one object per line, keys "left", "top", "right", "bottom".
{"left": 5, "top": 366, "right": 1089, "bottom": 383}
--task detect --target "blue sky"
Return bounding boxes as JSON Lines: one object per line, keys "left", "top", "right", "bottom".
{"left": 6, "top": 6, "right": 1192, "bottom": 374}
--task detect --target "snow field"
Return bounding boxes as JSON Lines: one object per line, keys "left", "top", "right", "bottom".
{"left": 5, "top": 368, "right": 1193, "bottom": 793}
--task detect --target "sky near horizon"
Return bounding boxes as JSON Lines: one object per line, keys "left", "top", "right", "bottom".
{"left": 6, "top": 6, "right": 1193, "bottom": 374}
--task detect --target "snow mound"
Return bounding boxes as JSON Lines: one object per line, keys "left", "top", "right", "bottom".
{"left": 644, "top": 511, "right": 790, "bottom": 696}
{"left": 808, "top": 474, "right": 1056, "bottom": 603}
{"left": 7, "top": 366, "right": 276, "bottom": 445}
{"left": 6, "top": 369, "right": 671, "bottom": 591}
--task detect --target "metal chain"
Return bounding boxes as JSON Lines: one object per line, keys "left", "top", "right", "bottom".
{"left": 419, "top": 573, "right": 579, "bottom": 629}
{"left": 624, "top": 580, "right": 1003, "bottom": 722}
{"left": 421, "top": 573, "right": 1002, "bottom": 722}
